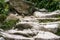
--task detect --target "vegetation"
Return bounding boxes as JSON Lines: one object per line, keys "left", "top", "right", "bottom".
{"left": 26, "top": 0, "right": 60, "bottom": 12}
{"left": 0, "top": 0, "right": 9, "bottom": 14}
{"left": 0, "top": 0, "right": 19, "bottom": 30}
{"left": 0, "top": 0, "right": 9, "bottom": 22}
{"left": 55, "top": 28, "right": 60, "bottom": 36}
{"left": 0, "top": 19, "right": 19, "bottom": 30}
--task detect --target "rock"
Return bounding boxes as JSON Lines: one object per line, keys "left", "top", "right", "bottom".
{"left": 0, "top": 37, "right": 5, "bottom": 40}
{"left": 16, "top": 21, "right": 60, "bottom": 33}
{"left": 9, "top": 0, "right": 32, "bottom": 15}
{"left": 0, "top": 32, "right": 34, "bottom": 40}
{"left": 39, "top": 8, "right": 48, "bottom": 12}
{"left": 6, "top": 13, "right": 18, "bottom": 20}
{"left": 1, "top": 31, "right": 60, "bottom": 40}
{"left": 53, "top": 10, "right": 60, "bottom": 14}
{"left": 16, "top": 22, "right": 43, "bottom": 30}
{"left": 34, "top": 11, "right": 46, "bottom": 18}
{"left": 6, "top": 29, "right": 38, "bottom": 37}
{"left": 15, "top": 23, "right": 33, "bottom": 30}
{"left": 34, "top": 10, "right": 60, "bottom": 18}
{"left": 21, "top": 16, "right": 38, "bottom": 22}
{"left": 5, "top": 0, "right": 9, "bottom": 2}
{"left": 43, "top": 23, "right": 59, "bottom": 33}
{"left": 36, "top": 18, "right": 60, "bottom": 23}
{"left": 34, "top": 31, "right": 60, "bottom": 40}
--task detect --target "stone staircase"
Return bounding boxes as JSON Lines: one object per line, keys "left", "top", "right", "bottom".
{"left": 0, "top": 0, "right": 60, "bottom": 40}
{"left": 8, "top": 10, "right": 60, "bottom": 40}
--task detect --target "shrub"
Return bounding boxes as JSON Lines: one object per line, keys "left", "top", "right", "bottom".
{"left": 0, "top": 0, "right": 19, "bottom": 30}
{"left": 26, "top": 0, "right": 60, "bottom": 12}
{"left": 0, "top": 14, "right": 7, "bottom": 23}
{"left": 0, "top": 0, "right": 9, "bottom": 23}
{"left": 0, "top": 19, "right": 19, "bottom": 30}
{"left": 0, "top": 0, "right": 9, "bottom": 14}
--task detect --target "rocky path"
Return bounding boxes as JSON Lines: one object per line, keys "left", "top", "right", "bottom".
{"left": 0, "top": 0, "right": 60, "bottom": 40}
{"left": 0, "top": 10, "right": 60, "bottom": 40}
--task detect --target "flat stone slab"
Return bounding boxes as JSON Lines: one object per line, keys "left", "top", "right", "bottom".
{"left": 35, "top": 38, "right": 60, "bottom": 40}
{"left": 34, "top": 31, "right": 60, "bottom": 40}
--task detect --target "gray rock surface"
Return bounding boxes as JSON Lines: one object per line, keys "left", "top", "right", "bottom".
{"left": 34, "top": 31, "right": 60, "bottom": 40}
{"left": 9, "top": 0, "right": 32, "bottom": 15}
{"left": 34, "top": 10, "right": 60, "bottom": 18}
{"left": 0, "top": 37, "right": 5, "bottom": 40}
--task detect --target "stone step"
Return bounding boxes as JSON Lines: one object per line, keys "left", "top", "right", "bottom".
{"left": 34, "top": 10, "right": 60, "bottom": 18}
{"left": 20, "top": 17, "right": 60, "bottom": 22}
{"left": 16, "top": 22, "right": 60, "bottom": 33}
{"left": 34, "top": 31, "right": 60, "bottom": 40}
{"left": 1, "top": 31, "right": 60, "bottom": 40}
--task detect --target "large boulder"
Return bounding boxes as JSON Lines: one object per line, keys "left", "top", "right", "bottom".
{"left": 9, "top": 0, "right": 34, "bottom": 16}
